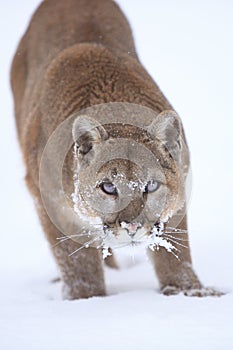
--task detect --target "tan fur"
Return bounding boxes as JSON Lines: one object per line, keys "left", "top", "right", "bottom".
{"left": 11, "top": 0, "right": 220, "bottom": 299}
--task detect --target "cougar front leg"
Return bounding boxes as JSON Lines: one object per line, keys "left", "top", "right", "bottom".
{"left": 149, "top": 237, "right": 202, "bottom": 296}
{"left": 52, "top": 239, "right": 106, "bottom": 300}
{"left": 34, "top": 194, "right": 106, "bottom": 300}
{"left": 149, "top": 215, "right": 222, "bottom": 297}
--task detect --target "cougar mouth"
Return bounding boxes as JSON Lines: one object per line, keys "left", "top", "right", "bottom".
{"left": 101, "top": 220, "right": 177, "bottom": 254}
{"left": 102, "top": 221, "right": 158, "bottom": 249}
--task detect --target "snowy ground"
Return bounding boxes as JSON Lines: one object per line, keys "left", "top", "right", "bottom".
{"left": 1, "top": 1, "right": 233, "bottom": 349}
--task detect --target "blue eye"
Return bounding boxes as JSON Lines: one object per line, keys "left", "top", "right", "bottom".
{"left": 101, "top": 182, "right": 117, "bottom": 195}
{"left": 144, "top": 180, "right": 160, "bottom": 193}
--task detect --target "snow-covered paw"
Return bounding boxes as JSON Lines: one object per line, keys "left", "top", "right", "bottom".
{"left": 161, "top": 285, "right": 182, "bottom": 296}
{"left": 161, "top": 285, "right": 224, "bottom": 297}
{"left": 183, "top": 287, "right": 224, "bottom": 297}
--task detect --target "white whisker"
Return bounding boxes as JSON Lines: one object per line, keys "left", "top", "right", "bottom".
{"left": 69, "top": 236, "right": 101, "bottom": 256}
{"left": 162, "top": 235, "right": 188, "bottom": 249}
{"left": 164, "top": 231, "right": 187, "bottom": 235}
{"left": 56, "top": 232, "right": 95, "bottom": 241}
{"left": 53, "top": 230, "right": 97, "bottom": 248}
{"left": 169, "top": 249, "right": 180, "bottom": 260}
{"left": 165, "top": 227, "right": 188, "bottom": 233}
{"left": 162, "top": 234, "right": 189, "bottom": 242}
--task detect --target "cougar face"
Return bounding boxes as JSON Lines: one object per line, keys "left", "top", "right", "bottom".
{"left": 72, "top": 112, "right": 186, "bottom": 248}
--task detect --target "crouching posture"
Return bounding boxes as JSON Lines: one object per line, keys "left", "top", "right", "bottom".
{"left": 11, "top": 0, "right": 221, "bottom": 299}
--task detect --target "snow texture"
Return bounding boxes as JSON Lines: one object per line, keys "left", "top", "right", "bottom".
{"left": 1, "top": 1, "right": 233, "bottom": 350}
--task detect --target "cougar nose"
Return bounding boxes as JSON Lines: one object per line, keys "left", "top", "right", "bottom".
{"left": 120, "top": 221, "right": 141, "bottom": 237}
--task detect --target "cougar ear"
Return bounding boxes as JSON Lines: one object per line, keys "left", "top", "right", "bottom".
{"left": 147, "top": 110, "right": 182, "bottom": 161}
{"left": 72, "top": 116, "right": 108, "bottom": 155}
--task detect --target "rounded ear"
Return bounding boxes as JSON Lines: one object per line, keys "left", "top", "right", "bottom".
{"left": 147, "top": 110, "right": 182, "bottom": 161}
{"left": 72, "top": 115, "right": 108, "bottom": 155}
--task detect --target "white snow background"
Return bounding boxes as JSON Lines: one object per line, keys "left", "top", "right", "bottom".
{"left": 1, "top": 1, "right": 233, "bottom": 349}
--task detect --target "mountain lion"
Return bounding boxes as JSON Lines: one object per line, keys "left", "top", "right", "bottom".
{"left": 11, "top": 0, "right": 221, "bottom": 299}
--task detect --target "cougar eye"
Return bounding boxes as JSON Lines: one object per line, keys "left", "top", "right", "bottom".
{"left": 144, "top": 180, "right": 160, "bottom": 193}
{"left": 101, "top": 182, "right": 117, "bottom": 195}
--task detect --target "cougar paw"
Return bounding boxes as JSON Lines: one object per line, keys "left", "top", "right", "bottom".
{"left": 183, "top": 287, "right": 224, "bottom": 297}
{"left": 161, "top": 286, "right": 182, "bottom": 296}
{"left": 161, "top": 285, "right": 224, "bottom": 297}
